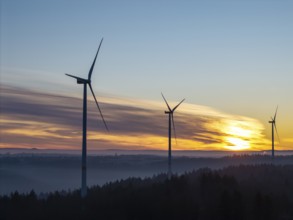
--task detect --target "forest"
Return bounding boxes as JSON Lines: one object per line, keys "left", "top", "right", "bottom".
{"left": 1, "top": 163, "right": 293, "bottom": 220}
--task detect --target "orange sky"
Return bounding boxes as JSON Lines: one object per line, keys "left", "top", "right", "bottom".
{"left": 2, "top": 85, "right": 290, "bottom": 152}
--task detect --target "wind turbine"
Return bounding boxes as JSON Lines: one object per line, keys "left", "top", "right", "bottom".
{"left": 268, "top": 106, "right": 279, "bottom": 159}
{"left": 161, "top": 93, "right": 185, "bottom": 179}
{"left": 65, "top": 38, "right": 108, "bottom": 198}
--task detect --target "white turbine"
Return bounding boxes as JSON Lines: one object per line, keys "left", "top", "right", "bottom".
{"left": 161, "top": 93, "right": 185, "bottom": 179}
{"left": 65, "top": 38, "right": 108, "bottom": 198}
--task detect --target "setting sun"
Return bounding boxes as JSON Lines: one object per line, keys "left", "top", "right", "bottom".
{"left": 224, "top": 125, "right": 253, "bottom": 150}
{"left": 225, "top": 137, "right": 250, "bottom": 151}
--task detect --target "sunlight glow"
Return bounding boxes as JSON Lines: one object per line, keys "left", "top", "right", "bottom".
{"left": 225, "top": 137, "right": 250, "bottom": 151}
{"left": 226, "top": 125, "right": 252, "bottom": 138}
{"left": 223, "top": 124, "right": 253, "bottom": 150}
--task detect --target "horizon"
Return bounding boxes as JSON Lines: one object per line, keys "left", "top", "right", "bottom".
{"left": 2, "top": 147, "right": 293, "bottom": 158}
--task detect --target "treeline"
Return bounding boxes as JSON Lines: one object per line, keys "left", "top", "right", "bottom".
{"left": 1, "top": 164, "right": 293, "bottom": 220}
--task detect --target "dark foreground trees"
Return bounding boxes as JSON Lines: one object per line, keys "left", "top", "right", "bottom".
{"left": 1, "top": 164, "right": 293, "bottom": 220}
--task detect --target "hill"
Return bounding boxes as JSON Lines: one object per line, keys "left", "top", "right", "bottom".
{"left": 1, "top": 164, "right": 293, "bottom": 220}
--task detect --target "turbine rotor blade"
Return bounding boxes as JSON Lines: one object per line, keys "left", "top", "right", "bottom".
{"left": 273, "top": 106, "right": 278, "bottom": 121}
{"left": 161, "top": 92, "right": 171, "bottom": 111}
{"left": 172, "top": 98, "right": 185, "bottom": 112}
{"left": 88, "top": 83, "right": 109, "bottom": 131}
{"left": 171, "top": 113, "right": 177, "bottom": 145}
{"left": 65, "top": 73, "right": 87, "bottom": 82}
{"left": 274, "top": 123, "right": 280, "bottom": 143}
{"left": 88, "top": 38, "right": 103, "bottom": 81}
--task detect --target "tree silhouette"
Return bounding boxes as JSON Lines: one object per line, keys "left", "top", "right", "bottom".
{"left": 1, "top": 164, "right": 293, "bottom": 220}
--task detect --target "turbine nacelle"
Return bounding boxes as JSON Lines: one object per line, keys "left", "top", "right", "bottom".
{"left": 77, "top": 79, "right": 90, "bottom": 84}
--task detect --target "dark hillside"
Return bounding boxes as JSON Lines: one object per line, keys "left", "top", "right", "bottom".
{"left": 1, "top": 164, "right": 293, "bottom": 220}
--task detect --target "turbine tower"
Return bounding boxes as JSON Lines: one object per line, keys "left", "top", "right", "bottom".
{"left": 268, "top": 106, "right": 279, "bottom": 159}
{"left": 66, "top": 38, "right": 108, "bottom": 198}
{"left": 161, "top": 93, "right": 185, "bottom": 179}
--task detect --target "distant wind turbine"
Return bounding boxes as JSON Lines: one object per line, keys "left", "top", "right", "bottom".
{"left": 65, "top": 38, "right": 108, "bottom": 198}
{"left": 161, "top": 93, "right": 185, "bottom": 179}
{"left": 268, "top": 106, "right": 280, "bottom": 159}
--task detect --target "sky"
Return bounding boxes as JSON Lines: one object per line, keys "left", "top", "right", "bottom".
{"left": 1, "top": 0, "right": 292, "bottom": 152}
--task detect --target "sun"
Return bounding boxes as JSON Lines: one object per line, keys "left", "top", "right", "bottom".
{"left": 225, "top": 137, "right": 250, "bottom": 151}
{"left": 224, "top": 125, "right": 252, "bottom": 151}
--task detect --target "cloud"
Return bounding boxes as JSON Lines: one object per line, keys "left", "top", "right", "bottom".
{"left": 0, "top": 85, "right": 269, "bottom": 151}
